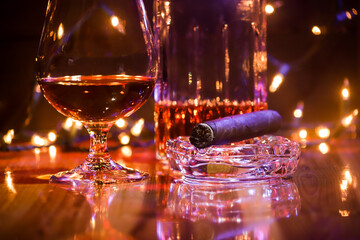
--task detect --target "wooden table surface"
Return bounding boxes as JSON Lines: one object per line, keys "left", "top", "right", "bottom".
{"left": 1, "top": 138, "right": 360, "bottom": 240}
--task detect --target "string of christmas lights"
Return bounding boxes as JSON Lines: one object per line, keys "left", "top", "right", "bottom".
{"left": 1, "top": 116, "right": 154, "bottom": 154}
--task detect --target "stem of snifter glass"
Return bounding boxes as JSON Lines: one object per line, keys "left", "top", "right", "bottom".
{"left": 85, "top": 123, "right": 113, "bottom": 171}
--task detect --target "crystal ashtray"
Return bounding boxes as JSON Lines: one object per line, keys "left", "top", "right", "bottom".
{"left": 166, "top": 135, "right": 301, "bottom": 182}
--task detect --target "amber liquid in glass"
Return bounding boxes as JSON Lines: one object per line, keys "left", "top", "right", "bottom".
{"left": 155, "top": 100, "right": 268, "bottom": 159}
{"left": 38, "top": 75, "right": 155, "bottom": 123}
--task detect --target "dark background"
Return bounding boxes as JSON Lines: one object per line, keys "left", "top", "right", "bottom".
{"left": 0, "top": 0, "right": 358, "bottom": 133}
{"left": 266, "top": 0, "right": 359, "bottom": 123}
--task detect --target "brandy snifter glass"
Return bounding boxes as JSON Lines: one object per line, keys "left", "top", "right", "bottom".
{"left": 36, "top": 0, "right": 157, "bottom": 184}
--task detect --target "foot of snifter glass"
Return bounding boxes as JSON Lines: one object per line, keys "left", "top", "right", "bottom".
{"left": 50, "top": 159, "right": 149, "bottom": 184}
{"left": 50, "top": 122, "right": 149, "bottom": 184}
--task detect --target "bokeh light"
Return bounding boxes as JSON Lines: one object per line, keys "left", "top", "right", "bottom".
{"left": 111, "top": 16, "right": 119, "bottom": 27}
{"left": 319, "top": 142, "right": 329, "bottom": 154}
{"left": 316, "top": 126, "right": 330, "bottom": 139}
{"left": 121, "top": 146, "right": 132, "bottom": 158}
{"left": 115, "top": 118, "right": 126, "bottom": 128}
{"left": 131, "top": 118, "right": 144, "bottom": 136}
{"left": 299, "top": 129, "right": 308, "bottom": 139}
{"left": 265, "top": 4, "right": 275, "bottom": 14}
{"left": 269, "top": 74, "right": 283, "bottom": 93}
{"left": 48, "top": 131, "right": 57, "bottom": 142}
{"left": 293, "top": 109, "right": 303, "bottom": 118}
{"left": 312, "top": 26, "right": 321, "bottom": 35}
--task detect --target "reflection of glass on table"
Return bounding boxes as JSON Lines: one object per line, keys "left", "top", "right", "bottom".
{"left": 55, "top": 180, "right": 149, "bottom": 239}
{"left": 158, "top": 179, "right": 301, "bottom": 239}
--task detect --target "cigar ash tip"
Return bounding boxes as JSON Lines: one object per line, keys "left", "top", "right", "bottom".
{"left": 190, "top": 123, "right": 214, "bottom": 148}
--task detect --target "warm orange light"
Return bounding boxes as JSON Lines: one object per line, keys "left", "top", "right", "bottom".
{"left": 121, "top": 146, "right": 132, "bottom": 157}
{"left": 342, "top": 115, "right": 353, "bottom": 127}
{"left": 119, "top": 133, "right": 130, "bottom": 145}
{"left": 316, "top": 126, "right": 330, "bottom": 139}
{"left": 32, "top": 135, "right": 47, "bottom": 147}
{"left": 341, "top": 109, "right": 357, "bottom": 127}
{"left": 299, "top": 129, "right": 307, "bottom": 139}
{"left": 111, "top": 16, "right": 119, "bottom": 27}
{"left": 49, "top": 145, "right": 57, "bottom": 161}
{"left": 48, "top": 131, "right": 57, "bottom": 142}
{"left": 341, "top": 179, "right": 348, "bottom": 191}
{"left": 318, "top": 142, "right": 329, "bottom": 154}
{"left": 293, "top": 102, "right": 304, "bottom": 119}
{"left": 299, "top": 139, "right": 307, "bottom": 149}
{"left": 5, "top": 169, "right": 17, "bottom": 194}
{"left": 194, "top": 98, "right": 199, "bottom": 106}
{"left": 341, "top": 78, "right": 350, "bottom": 101}
{"left": 312, "top": 26, "right": 321, "bottom": 35}
{"left": 63, "top": 117, "right": 74, "bottom": 130}
{"left": 63, "top": 117, "right": 82, "bottom": 130}
{"left": 265, "top": 4, "right": 275, "bottom": 14}
{"left": 35, "top": 85, "right": 41, "bottom": 93}
{"left": 340, "top": 169, "right": 353, "bottom": 202}
{"left": 269, "top": 74, "right": 283, "bottom": 93}
{"left": 115, "top": 118, "right": 126, "bottom": 128}
{"left": 74, "top": 120, "right": 83, "bottom": 129}
{"left": 57, "top": 23, "right": 64, "bottom": 40}
{"left": 342, "top": 88, "right": 349, "bottom": 100}
{"left": 344, "top": 170, "right": 352, "bottom": 184}
{"left": 111, "top": 15, "right": 126, "bottom": 34}
{"left": 345, "top": 11, "right": 352, "bottom": 19}
{"left": 339, "top": 210, "right": 350, "bottom": 217}
{"left": 34, "top": 148, "right": 41, "bottom": 155}
{"left": 3, "top": 129, "right": 14, "bottom": 144}
{"left": 91, "top": 216, "right": 96, "bottom": 230}
{"left": 131, "top": 118, "right": 144, "bottom": 136}
{"left": 293, "top": 109, "right": 303, "bottom": 118}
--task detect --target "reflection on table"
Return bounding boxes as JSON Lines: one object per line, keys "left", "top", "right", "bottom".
{"left": 158, "top": 179, "right": 300, "bottom": 239}
{"left": 1, "top": 138, "right": 360, "bottom": 239}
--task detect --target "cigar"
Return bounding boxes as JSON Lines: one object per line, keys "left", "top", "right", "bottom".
{"left": 189, "top": 110, "right": 282, "bottom": 148}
